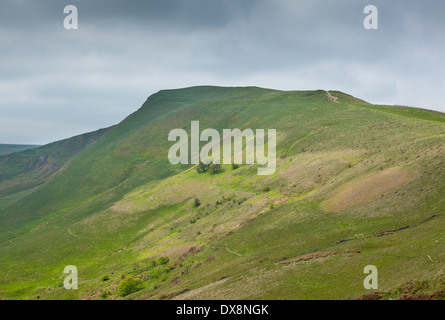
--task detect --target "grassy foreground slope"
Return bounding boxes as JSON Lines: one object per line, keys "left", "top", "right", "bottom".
{"left": 0, "top": 86, "right": 444, "bottom": 300}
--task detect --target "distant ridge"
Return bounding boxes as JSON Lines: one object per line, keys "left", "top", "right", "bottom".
{"left": 0, "top": 144, "right": 40, "bottom": 156}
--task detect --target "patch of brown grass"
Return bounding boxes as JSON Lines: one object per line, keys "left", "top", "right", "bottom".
{"left": 356, "top": 291, "right": 383, "bottom": 300}
{"left": 396, "top": 293, "right": 431, "bottom": 300}
{"left": 322, "top": 166, "right": 415, "bottom": 212}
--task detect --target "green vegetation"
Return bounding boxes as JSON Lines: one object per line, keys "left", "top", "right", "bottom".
{"left": 196, "top": 161, "right": 222, "bottom": 175}
{"left": 196, "top": 161, "right": 209, "bottom": 173}
{"left": 101, "top": 274, "right": 110, "bottom": 282}
{"left": 100, "top": 290, "right": 111, "bottom": 299}
{"left": 193, "top": 198, "right": 201, "bottom": 208}
{"left": 118, "top": 277, "right": 144, "bottom": 297}
{"left": 0, "top": 86, "right": 444, "bottom": 300}
{"left": 208, "top": 163, "right": 222, "bottom": 175}
{"left": 158, "top": 257, "right": 170, "bottom": 265}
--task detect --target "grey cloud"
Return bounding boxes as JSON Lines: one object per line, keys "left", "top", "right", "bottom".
{"left": 0, "top": 0, "right": 444, "bottom": 144}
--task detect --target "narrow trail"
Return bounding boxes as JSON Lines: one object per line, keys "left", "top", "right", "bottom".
{"left": 326, "top": 91, "right": 339, "bottom": 103}
{"left": 364, "top": 213, "right": 445, "bottom": 239}
{"left": 287, "top": 212, "right": 445, "bottom": 261}
{"left": 225, "top": 247, "right": 242, "bottom": 257}
{"left": 5, "top": 231, "right": 17, "bottom": 246}
{"left": 67, "top": 227, "right": 115, "bottom": 241}
{"left": 67, "top": 227, "right": 84, "bottom": 238}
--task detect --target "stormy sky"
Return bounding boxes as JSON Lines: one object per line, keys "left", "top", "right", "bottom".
{"left": 1, "top": 0, "right": 444, "bottom": 145}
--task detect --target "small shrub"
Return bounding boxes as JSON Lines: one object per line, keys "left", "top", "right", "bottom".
{"left": 262, "top": 186, "right": 271, "bottom": 193}
{"left": 196, "top": 161, "right": 209, "bottom": 173}
{"left": 208, "top": 163, "right": 222, "bottom": 174}
{"left": 158, "top": 256, "right": 170, "bottom": 265}
{"left": 118, "top": 277, "right": 144, "bottom": 297}
{"left": 101, "top": 274, "right": 110, "bottom": 282}
{"left": 193, "top": 198, "right": 201, "bottom": 208}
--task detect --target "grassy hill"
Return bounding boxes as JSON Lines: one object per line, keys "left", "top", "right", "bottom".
{"left": 0, "top": 86, "right": 444, "bottom": 300}
{"left": 0, "top": 127, "right": 114, "bottom": 217}
{"left": 0, "top": 144, "right": 40, "bottom": 156}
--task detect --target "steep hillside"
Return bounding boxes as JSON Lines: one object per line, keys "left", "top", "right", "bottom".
{"left": 0, "top": 127, "right": 114, "bottom": 215}
{"left": 0, "top": 86, "right": 444, "bottom": 300}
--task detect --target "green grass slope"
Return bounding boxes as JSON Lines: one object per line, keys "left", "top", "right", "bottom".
{"left": 0, "top": 86, "right": 444, "bottom": 300}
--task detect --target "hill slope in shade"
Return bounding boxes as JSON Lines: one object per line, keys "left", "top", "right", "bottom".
{"left": 0, "top": 86, "right": 444, "bottom": 300}
{"left": 0, "top": 127, "right": 114, "bottom": 219}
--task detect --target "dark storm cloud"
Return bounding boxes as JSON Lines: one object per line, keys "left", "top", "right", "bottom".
{"left": 1, "top": 0, "right": 444, "bottom": 144}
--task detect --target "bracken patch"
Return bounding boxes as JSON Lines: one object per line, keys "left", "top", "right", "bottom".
{"left": 322, "top": 166, "right": 415, "bottom": 212}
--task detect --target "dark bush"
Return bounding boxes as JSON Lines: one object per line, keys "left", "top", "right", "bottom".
{"left": 196, "top": 161, "right": 209, "bottom": 173}
{"left": 208, "top": 163, "right": 222, "bottom": 174}
{"left": 158, "top": 256, "right": 170, "bottom": 265}
{"left": 101, "top": 274, "right": 110, "bottom": 282}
